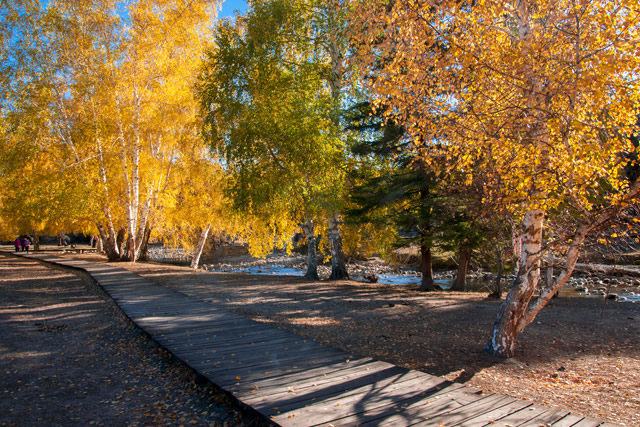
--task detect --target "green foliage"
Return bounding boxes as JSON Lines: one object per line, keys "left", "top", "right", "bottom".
{"left": 198, "top": 0, "right": 347, "bottom": 255}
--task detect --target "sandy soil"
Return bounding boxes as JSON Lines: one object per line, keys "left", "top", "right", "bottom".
{"left": 0, "top": 253, "right": 267, "bottom": 426}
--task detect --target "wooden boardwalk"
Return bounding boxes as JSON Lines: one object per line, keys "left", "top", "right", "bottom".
{"left": 18, "top": 252, "right": 614, "bottom": 427}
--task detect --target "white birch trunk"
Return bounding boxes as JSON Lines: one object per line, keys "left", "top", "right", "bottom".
{"left": 486, "top": 209, "right": 544, "bottom": 357}
{"left": 96, "top": 222, "right": 120, "bottom": 261}
{"left": 96, "top": 141, "right": 121, "bottom": 260}
{"left": 134, "top": 189, "right": 153, "bottom": 260}
{"left": 190, "top": 225, "right": 212, "bottom": 269}
{"left": 486, "top": 0, "right": 549, "bottom": 357}
{"left": 325, "top": 8, "right": 349, "bottom": 281}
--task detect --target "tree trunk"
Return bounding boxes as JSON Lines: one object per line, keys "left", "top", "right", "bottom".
{"left": 139, "top": 226, "right": 152, "bottom": 261}
{"left": 190, "top": 225, "right": 211, "bottom": 269}
{"left": 122, "top": 235, "right": 135, "bottom": 261}
{"left": 96, "top": 222, "right": 121, "bottom": 261}
{"left": 117, "top": 111, "right": 140, "bottom": 262}
{"left": 419, "top": 244, "right": 435, "bottom": 291}
{"left": 116, "top": 228, "right": 126, "bottom": 260}
{"left": 451, "top": 244, "right": 471, "bottom": 291}
{"left": 489, "top": 245, "right": 504, "bottom": 299}
{"left": 328, "top": 212, "right": 349, "bottom": 280}
{"left": 302, "top": 219, "right": 319, "bottom": 280}
{"left": 134, "top": 191, "right": 153, "bottom": 260}
{"left": 96, "top": 142, "right": 121, "bottom": 262}
{"left": 486, "top": 209, "right": 544, "bottom": 357}
{"left": 31, "top": 230, "right": 40, "bottom": 251}
{"left": 96, "top": 236, "right": 103, "bottom": 253}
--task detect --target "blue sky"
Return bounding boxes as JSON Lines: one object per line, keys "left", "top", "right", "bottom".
{"left": 218, "top": 0, "right": 248, "bottom": 18}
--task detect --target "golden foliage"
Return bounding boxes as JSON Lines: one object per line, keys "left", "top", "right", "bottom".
{"left": 350, "top": 0, "right": 640, "bottom": 214}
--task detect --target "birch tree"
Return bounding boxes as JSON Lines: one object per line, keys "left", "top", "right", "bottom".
{"left": 1, "top": 0, "right": 223, "bottom": 261}
{"left": 199, "top": 0, "right": 348, "bottom": 279}
{"left": 351, "top": 0, "right": 640, "bottom": 357}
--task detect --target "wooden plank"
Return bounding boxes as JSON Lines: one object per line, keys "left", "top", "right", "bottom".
{"left": 235, "top": 359, "right": 400, "bottom": 398}
{"left": 226, "top": 357, "right": 381, "bottom": 395}
{"left": 489, "top": 405, "right": 568, "bottom": 427}
{"left": 314, "top": 382, "right": 475, "bottom": 427}
{"left": 123, "top": 305, "right": 217, "bottom": 317}
{"left": 172, "top": 337, "right": 326, "bottom": 363}
{"left": 270, "top": 376, "right": 471, "bottom": 426}
{"left": 565, "top": 417, "right": 606, "bottom": 427}
{"left": 241, "top": 366, "right": 416, "bottom": 407}
{"left": 454, "top": 398, "right": 533, "bottom": 426}
{"left": 134, "top": 313, "right": 239, "bottom": 329}
{"left": 165, "top": 332, "right": 302, "bottom": 352}
{"left": 250, "top": 368, "right": 435, "bottom": 417}
{"left": 157, "top": 312, "right": 270, "bottom": 330}
{"left": 178, "top": 338, "right": 344, "bottom": 367}
{"left": 158, "top": 319, "right": 289, "bottom": 339}
{"left": 207, "top": 356, "right": 369, "bottom": 390}
{"left": 552, "top": 414, "right": 588, "bottom": 426}
{"left": 150, "top": 321, "right": 290, "bottom": 345}
{"left": 357, "top": 389, "right": 491, "bottom": 427}
{"left": 156, "top": 316, "right": 255, "bottom": 333}
{"left": 159, "top": 329, "right": 293, "bottom": 350}
{"left": 518, "top": 408, "right": 573, "bottom": 426}
{"left": 191, "top": 346, "right": 348, "bottom": 378}
{"left": 207, "top": 349, "right": 355, "bottom": 379}
{"left": 409, "top": 393, "right": 517, "bottom": 426}
{"left": 202, "top": 352, "right": 353, "bottom": 389}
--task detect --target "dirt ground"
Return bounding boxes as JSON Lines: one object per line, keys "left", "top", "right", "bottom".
{"left": 0, "top": 253, "right": 267, "bottom": 426}
{"left": 2, "top": 250, "right": 639, "bottom": 426}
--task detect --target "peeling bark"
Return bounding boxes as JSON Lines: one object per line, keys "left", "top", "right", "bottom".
{"left": 486, "top": 209, "right": 544, "bottom": 357}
